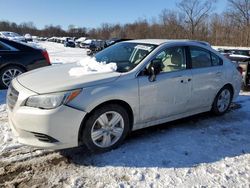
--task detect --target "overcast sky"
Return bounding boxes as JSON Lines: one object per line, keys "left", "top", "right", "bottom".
{"left": 0, "top": 0, "right": 228, "bottom": 29}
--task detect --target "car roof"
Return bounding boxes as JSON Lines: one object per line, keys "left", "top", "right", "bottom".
{"left": 126, "top": 39, "right": 210, "bottom": 46}
{"left": 0, "top": 37, "right": 38, "bottom": 51}
{"left": 0, "top": 31, "right": 16, "bottom": 34}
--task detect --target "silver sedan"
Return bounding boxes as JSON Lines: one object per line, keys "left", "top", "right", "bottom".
{"left": 7, "top": 39, "right": 242, "bottom": 152}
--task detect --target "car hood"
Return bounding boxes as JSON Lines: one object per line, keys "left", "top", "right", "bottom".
{"left": 17, "top": 63, "right": 121, "bottom": 94}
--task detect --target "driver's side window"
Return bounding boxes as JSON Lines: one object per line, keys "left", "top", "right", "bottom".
{"left": 154, "top": 47, "right": 186, "bottom": 73}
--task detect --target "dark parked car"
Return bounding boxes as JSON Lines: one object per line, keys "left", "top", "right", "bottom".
{"left": 0, "top": 37, "right": 51, "bottom": 88}
{"left": 64, "top": 40, "right": 75, "bottom": 48}
{"left": 87, "top": 38, "right": 131, "bottom": 56}
{"left": 218, "top": 48, "right": 250, "bottom": 90}
{"left": 239, "top": 59, "right": 250, "bottom": 89}
{"left": 106, "top": 38, "right": 131, "bottom": 46}
{"left": 86, "top": 40, "right": 107, "bottom": 56}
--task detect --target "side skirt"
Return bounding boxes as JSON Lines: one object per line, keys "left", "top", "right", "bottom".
{"left": 132, "top": 106, "right": 211, "bottom": 131}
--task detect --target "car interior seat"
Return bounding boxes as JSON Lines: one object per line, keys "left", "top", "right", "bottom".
{"left": 192, "top": 54, "right": 210, "bottom": 68}
{"left": 162, "top": 51, "right": 183, "bottom": 72}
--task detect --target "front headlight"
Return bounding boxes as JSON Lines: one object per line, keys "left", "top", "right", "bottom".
{"left": 25, "top": 89, "right": 81, "bottom": 109}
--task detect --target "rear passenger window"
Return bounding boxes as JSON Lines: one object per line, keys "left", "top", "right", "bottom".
{"left": 211, "top": 53, "right": 223, "bottom": 66}
{"left": 0, "top": 42, "right": 11, "bottom": 51}
{"left": 190, "top": 47, "right": 211, "bottom": 68}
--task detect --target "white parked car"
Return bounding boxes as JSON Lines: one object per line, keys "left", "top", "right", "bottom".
{"left": 79, "top": 39, "right": 95, "bottom": 48}
{"left": 24, "top": 34, "right": 33, "bottom": 42}
{"left": 75, "top": 37, "right": 86, "bottom": 43}
{"left": 7, "top": 40, "right": 242, "bottom": 152}
{"left": 75, "top": 37, "right": 86, "bottom": 47}
{"left": 0, "top": 31, "right": 26, "bottom": 42}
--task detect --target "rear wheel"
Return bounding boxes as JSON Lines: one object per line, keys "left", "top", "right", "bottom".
{"left": 212, "top": 86, "right": 233, "bottom": 115}
{"left": 0, "top": 66, "right": 25, "bottom": 89}
{"left": 82, "top": 104, "right": 130, "bottom": 152}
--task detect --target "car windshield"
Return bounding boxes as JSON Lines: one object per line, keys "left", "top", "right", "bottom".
{"left": 95, "top": 42, "right": 157, "bottom": 72}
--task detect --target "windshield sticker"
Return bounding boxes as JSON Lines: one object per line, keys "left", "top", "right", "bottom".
{"left": 135, "top": 45, "right": 153, "bottom": 51}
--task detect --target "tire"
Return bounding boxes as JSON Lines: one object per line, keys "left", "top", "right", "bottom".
{"left": 82, "top": 104, "right": 130, "bottom": 152}
{"left": 211, "top": 86, "right": 233, "bottom": 115}
{"left": 0, "top": 66, "right": 25, "bottom": 89}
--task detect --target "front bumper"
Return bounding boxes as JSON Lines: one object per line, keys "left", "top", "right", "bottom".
{"left": 7, "top": 79, "right": 86, "bottom": 150}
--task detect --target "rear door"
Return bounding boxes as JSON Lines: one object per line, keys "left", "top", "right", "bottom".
{"left": 0, "top": 41, "right": 22, "bottom": 67}
{"left": 188, "top": 46, "right": 225, "bottom": 109}
{"left": 138, "top": 46, "right": 193, "bottom": 122}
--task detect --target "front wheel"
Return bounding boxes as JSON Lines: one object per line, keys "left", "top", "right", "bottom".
{"left": 82, "top": 104, "right": 130, "bottom": 152}
{"left": 211, "top": 86, "right": 233, "bottom": 115}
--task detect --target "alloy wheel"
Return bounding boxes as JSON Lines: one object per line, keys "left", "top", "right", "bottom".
{"left": 2, "top": 68, "right": 23, "bottom": 87}
{"left": 217, "top": 89, "right": 231, "bottom": 113}
{"left": 91, "top": 111, "right": 125, "bottom": 148}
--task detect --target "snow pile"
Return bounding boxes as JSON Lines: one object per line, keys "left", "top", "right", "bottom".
{"left": 69, "top": 57, "right": 117, "bottom": 76}
{"left": 0, "top": 91, "right": 22, "bottom": 154}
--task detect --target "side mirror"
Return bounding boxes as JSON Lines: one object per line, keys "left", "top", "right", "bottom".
{"left": 148, "top": 66, "right": 156, "bottom": 82}
{"left": 148, "top": 59, "right": 162, "bottom": 82}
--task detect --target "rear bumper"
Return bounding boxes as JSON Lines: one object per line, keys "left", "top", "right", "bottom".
{"left": 26, "top": 60, "right": 50, "bottom": 71}
{"left": 7, "top": 79, "right": 86, "bottom": 150}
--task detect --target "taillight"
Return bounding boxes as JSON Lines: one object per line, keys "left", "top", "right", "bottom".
{"left": 42, "top": 50, "right": 51, "bottom": 65}
{"left": 237, "top": 66, "right": 243, "bottom": 75}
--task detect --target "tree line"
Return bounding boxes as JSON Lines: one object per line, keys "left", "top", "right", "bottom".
{"left": 0, "top": 0, "right": 250, "bottom": 46}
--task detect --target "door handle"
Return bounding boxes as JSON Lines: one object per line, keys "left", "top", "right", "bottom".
{"left": 181, "top": 80, "right": 189, "bottom": 84}
{"left": 181, "top": 78, "right": 191, "bottom": 83}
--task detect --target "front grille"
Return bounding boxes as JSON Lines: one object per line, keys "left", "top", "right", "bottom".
{"left": 7, "top": 84, "right": 19, "bottom": 110}
{"left": 31, "top": 132, "right": 59, "bottom": 143}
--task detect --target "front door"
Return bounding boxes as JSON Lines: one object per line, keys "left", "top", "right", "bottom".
{"left": 138, "top": 46, "right": 193, "bottom": 123}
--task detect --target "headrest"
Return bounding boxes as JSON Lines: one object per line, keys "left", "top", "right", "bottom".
{"left": 171, "top": 52, "right": 182, "bottom": 65}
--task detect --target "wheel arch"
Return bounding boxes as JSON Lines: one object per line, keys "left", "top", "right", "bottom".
{"left": 78, "top": 99, "right": 134, "bottom": 145}
{"left": 213, "top": 83, "right": 234, "bottom": 103}
{"left": 0, "top": 63, "right": 27, "bottom": 72}
{"left": 211, "top": 83, "right": 235, "bottom": 115}
{"left": 223, "top": 83, "right": 234, "bottom": 97}
{"left": 0, "top": 63, "right": 27, "bottom": 88}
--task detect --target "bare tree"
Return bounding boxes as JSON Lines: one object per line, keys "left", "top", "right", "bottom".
{"left": 227, "top": 0, "right": 250, "bottom": 26}
{"left": 177, "top": 0, "right": 215, "bottom": 38}
{"left": 159, "top": 9, "right": 186, "bottom": 39}
{"left": 3, "top": 0, "right": 250, "bottom": 46}
{"left": 226, "top": 0, "right": 250, "bottom": 45}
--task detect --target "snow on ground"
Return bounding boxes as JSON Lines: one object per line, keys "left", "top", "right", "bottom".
{"left": 0, "top": 42, "right": 250, "bottom": 187}
{"left": 39, "top": 41, "right": 88, "bottom": 64}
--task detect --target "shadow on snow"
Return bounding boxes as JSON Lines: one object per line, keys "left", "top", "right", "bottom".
{"left": 61, "top": 94, "right": 250, "bottom": 168}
